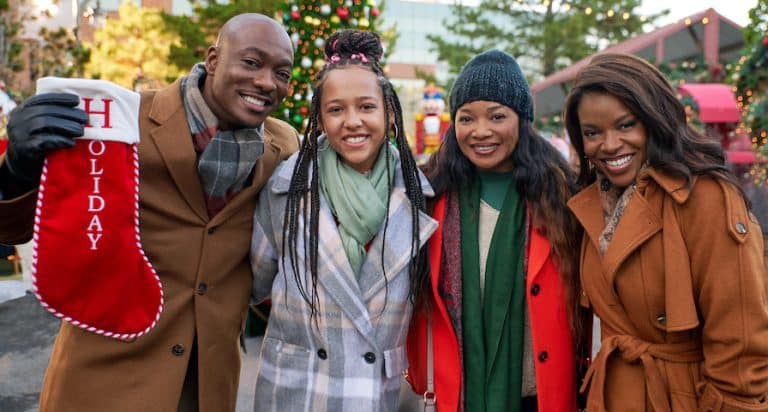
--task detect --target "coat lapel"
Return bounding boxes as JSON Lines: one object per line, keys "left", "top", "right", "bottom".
{"left": 568, "top": 184, "right": 605, "bottom": 255}
{"left": 526, "top": 213, "right": 551, "bottom": 285}
{"left": 601, "top": 193, "right": 662, "bottom": 284}
{"left": 358, "top": 187, "right": 438, "bottom": 302}
{"left": 145, "top": 81, "right": 208, "bottom": 222}
{"left": 569, "top": 183, "right": 662, "bottom": 287}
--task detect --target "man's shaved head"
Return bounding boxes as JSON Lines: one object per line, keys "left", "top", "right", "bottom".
{"left": 215, "top": 13, "right": 292, "bottom": 52}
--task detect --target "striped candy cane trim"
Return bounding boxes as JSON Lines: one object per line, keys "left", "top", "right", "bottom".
{"left": 30, "top": 145, "right": 164, "bottom": 341}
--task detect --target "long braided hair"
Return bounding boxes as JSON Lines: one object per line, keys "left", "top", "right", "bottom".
{"left": 282, "top": 30, "right": 428, "bottom": 320}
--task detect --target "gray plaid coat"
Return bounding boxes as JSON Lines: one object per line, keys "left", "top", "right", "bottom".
{"left": 250, "top": 151, "right": 438, "bottom": 412}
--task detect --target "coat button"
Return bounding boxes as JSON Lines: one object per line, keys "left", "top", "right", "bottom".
{"left": 207, "top": 227, "right": 216, "bottom": 234}
{"left": 363, "top": 352, "right": 376, "bottom": 364}
{"left": 538, "top": 350, "right": 548, "bottom": 362}
{"left": 317, "top": 348, "right": 328, "bottom": 360}
{"left": 196, "top": 283, "right": 208, "bottom": 295}
{"left": 171, "top": 344, "right": 185, "bottom": 356}
{"left": 736, "top": 222, "right": 747, "bottom": 234}
{"left": 530, "top": 284, "right": 541, "bottom": 296}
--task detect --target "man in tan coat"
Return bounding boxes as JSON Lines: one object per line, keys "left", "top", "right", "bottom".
{"left": 0, "top": 14, "right": 298, "bottom": 411}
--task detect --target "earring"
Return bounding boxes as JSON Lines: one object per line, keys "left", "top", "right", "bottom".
{"left": 392, "top": 124, "right": 399, "bottom": 140}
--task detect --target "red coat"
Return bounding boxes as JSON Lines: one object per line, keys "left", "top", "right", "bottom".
{"left": 406, "top": 194, "right": 579, "bottom": 411}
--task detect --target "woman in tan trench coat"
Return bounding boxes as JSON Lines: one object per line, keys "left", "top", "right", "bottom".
{"left": 564, "top": 53, "right": 768, "bottom": 412}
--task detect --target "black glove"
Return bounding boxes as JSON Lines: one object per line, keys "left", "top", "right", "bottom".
{"left": 5, "top": 93, "right": 88, "bottom": 190}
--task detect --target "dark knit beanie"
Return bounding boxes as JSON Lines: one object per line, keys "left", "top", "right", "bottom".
{"left": 449, "top": 49, "right": 534, "bottom": 121}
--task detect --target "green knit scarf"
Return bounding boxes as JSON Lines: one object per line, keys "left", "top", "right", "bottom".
{"left": 318, "top": 139, "right": 395, "bottom": 276}
{"left": 460, "top": 177, "right": 526, "bottom": 412}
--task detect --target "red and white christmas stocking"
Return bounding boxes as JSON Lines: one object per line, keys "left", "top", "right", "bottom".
{"left": 31, "top": 78, "right": 162, "bottom": 341}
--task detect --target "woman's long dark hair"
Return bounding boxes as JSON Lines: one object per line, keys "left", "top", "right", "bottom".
{"left": 564, "top": 53, "right": 745, "bottom": 201}
{"left": 424, "top": 116, "right": 584, "bottom": 337}
{"left": 282, "top": 30, "right": 428, "bottom": 320}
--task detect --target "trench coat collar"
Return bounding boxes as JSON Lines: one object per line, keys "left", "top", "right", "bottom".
{"left": 568, "top": 167, "right": 700, "bottom": 332}
{"left": 145, "top": 79, "right": 284, "bottom": 224}
{"left": 271, "top": 150, "right": 437, "bottom": 346}
{"left": 567, "top": 168, "right": 689, "bottom": 288}
{"left": 637, "top": 168, "right": 691, "bottom": 204}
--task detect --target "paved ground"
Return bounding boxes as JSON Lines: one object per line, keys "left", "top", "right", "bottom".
{"left": 0, "top": 292, "right": 59, "bottom": 412}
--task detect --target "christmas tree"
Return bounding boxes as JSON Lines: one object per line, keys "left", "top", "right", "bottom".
{"left": 734, "top": 0, "right": 768, "bottom": 184}
{"left": 275, "top": 0, "right": 384, "bottom": 131}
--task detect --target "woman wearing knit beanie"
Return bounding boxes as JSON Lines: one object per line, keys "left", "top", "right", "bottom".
{"left": 406, "top": 49, "right": 587, "bottom": 412}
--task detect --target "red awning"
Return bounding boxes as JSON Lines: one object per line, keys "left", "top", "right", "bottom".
{"left": 677, "top": 83, "right": 740, "bottom": 123}
{"left": 726, "top": 150, "right": 756, "bottom": 164}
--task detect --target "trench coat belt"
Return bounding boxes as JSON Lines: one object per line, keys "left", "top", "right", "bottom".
{"left": 580, "top": 334, "right": 703, "bottom": 412}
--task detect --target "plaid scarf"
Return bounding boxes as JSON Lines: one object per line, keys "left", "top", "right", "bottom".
{"left": 597, "top": 173, "right": 636, "bottom": 255}
{"left": 180, "top": 63, "right": 265, "bottom": 216}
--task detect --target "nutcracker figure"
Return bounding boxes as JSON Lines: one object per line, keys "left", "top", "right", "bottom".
{"left": 414, "top": 84, "right": 450, "bottom": 157}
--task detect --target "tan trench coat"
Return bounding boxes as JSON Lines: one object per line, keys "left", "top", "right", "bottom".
{"left": 0, "top": 80, "right": 299, "bottom": 412}
{"left": 568, "top": 168, "right": 768, "bottom": 412}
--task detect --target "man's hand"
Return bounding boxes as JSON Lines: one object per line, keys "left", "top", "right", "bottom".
{"left": 5, "top": 93, "right": 88, "bottom": 190}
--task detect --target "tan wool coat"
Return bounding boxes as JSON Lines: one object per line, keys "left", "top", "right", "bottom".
{"left": 568, "top": 168, "right": 768, "bottom": 412}
{"left": 0, "top": 80, "right": 299, "bottom": 412}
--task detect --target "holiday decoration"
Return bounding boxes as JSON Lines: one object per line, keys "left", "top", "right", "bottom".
{"left": 414, "top": 84, "right": 450, "bottom": 159}
{"left": 31, "top": 77, "right": 162, "bottom": 341}
{"left": 657, "top": 57, "right": 714, "bottom": 130}
{"left": 275, "top": 0, "right": 386, "bottom": 130}
{"left": 735, "top": 31, "right": 768, "bottom": 184}
{"left": 0, "top": 115, "right": 7, "bottom": 155}
{"left": 0, "top": 81, "right": 15, "bottom": 155}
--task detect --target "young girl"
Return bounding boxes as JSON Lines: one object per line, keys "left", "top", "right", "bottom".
{"left": 406, "top": 49, "right": 586, "bottom": 411}
{"left": 564, "top": 53, "right": 768, "bottom": 411}
{"left": 250, "top": 30, "right": 437, "bottom": 411}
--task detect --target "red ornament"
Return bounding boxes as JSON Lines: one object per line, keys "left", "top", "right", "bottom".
{"left": 290, "top": 10, "right": 300, "bottom": 20}
{"left": 371, "top": 8, "right": 380, "bottom": 17}
{"left": 336, "top": 7, "right": 349, "bottom": 20}
{"left": 300, "top": 106, "right": 308, "bottom": 115}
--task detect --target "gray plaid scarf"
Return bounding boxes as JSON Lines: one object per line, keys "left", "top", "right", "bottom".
{"left": 180, "top": 63, "right": 265, "bottom": 200}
